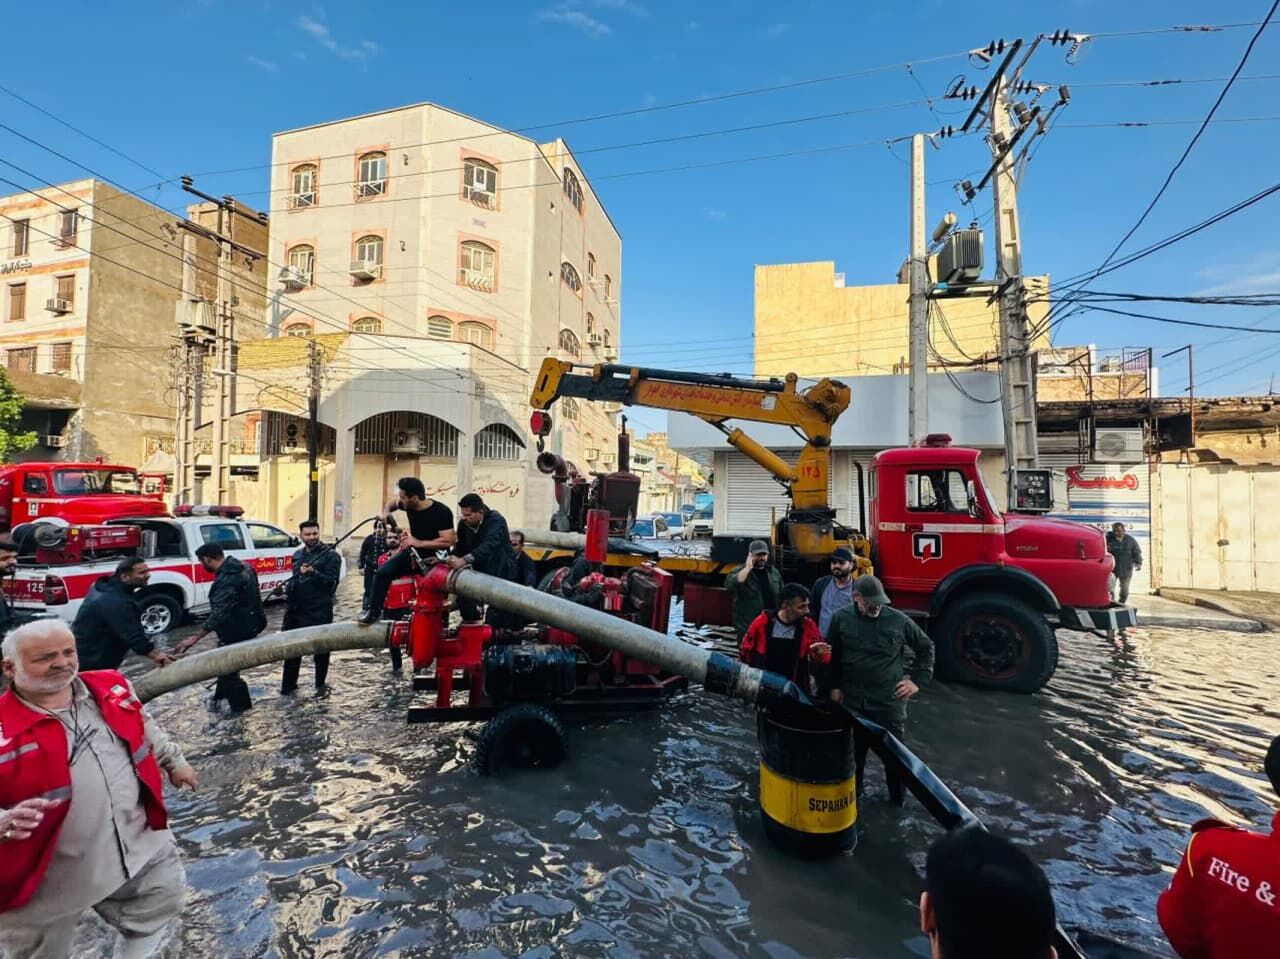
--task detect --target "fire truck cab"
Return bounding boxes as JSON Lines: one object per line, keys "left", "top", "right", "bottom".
{"left": 0, "top": 461, "right": 167, "bottom": 532}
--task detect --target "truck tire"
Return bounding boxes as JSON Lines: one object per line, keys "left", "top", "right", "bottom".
{"left": 137, "top": 592, "right": 183, "bottom": 637}
{"left": 933, "top": 592, "right": 1058, "bottom": 694}
{"left": 474, "top": 704, "right": 567, "bottom": 775}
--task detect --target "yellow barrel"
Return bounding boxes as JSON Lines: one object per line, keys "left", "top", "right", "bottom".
{"left": 757, "top": 708, "right": 857, "bottom": 857}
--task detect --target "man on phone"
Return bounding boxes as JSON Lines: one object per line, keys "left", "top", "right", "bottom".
{"left": 280, "top": 520, "right": 342, "bottom": 695}
{"left": 358, "top": 477, "right": 455, "bottom": 626}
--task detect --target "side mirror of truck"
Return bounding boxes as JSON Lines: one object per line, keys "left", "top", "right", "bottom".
{"left": 966, "top": 480, "right": 981, "bottom": 519}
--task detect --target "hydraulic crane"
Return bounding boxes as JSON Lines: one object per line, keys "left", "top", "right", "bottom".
{"left": 529, "top": 359, "right": 870, "bottom": 575}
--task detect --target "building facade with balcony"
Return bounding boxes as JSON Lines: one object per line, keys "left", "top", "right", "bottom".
{"left": 0, "top": 179, "right": 187, "bottom": 465}
{"left": 261, "top": 103, "right": 623, "bottom": 533}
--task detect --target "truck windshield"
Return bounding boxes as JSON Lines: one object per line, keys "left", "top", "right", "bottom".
{"left": 53, "top": 469, "right": 142, "bottom": 495}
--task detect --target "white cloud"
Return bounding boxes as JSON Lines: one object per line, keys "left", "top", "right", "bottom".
{"left": 1196, "top": 252, "right": 1280, "bottom": 296}
{"left": 686, "top": 20, "right": 700, "bottom": 30}
{"left": 246, "top": 55, "right": 279, "bottom": 73}
{"left": 537, "top": 5, "right": 611, "bottom": 37}
{"left": 642, "top": 92, "right": 658, "bottom": 108}
{"left": 296, "top": 14, "right": 381, "bottom": 61}
{"left": 706, "top": 209, "right": 727, "bottom": 221}
{"left": 588, "top": 0, "right": 649, "bottom": 15}
{"left": 764, "top": 22, "right": 791, "bottom": 38}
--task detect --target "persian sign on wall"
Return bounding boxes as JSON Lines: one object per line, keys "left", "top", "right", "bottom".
{"left": 1048, "top": 463, "right": 1151, "bottom": 597}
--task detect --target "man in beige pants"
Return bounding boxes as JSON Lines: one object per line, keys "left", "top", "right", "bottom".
{"left": 0, "top": 620, "right": 197, "bottom": 959}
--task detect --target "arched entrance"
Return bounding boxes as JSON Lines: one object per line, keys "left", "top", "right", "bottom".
{"left": 347, "top": 411, "right": 463, "bottom": 528}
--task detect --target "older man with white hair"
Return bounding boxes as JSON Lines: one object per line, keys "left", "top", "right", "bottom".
{"left": 0, "top": 620, "right": 197, "bottom": 959}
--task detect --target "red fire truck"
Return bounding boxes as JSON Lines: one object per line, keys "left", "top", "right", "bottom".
{"left": 0, "top": 461, "right": 168, "bottom": 532}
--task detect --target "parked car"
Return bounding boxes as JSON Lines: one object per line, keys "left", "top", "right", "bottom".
{"left": 630, "top": 515, "right": 674, "bottom": 540}
{"left": 658, "top": 512, "right": 687, "bottom": 540}
{"left": 688, "top": 509, "right": 713, "bottom": 538}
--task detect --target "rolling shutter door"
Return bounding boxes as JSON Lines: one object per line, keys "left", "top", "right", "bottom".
{"left": 722, "top": 451, "right": 834, "bottom": 537}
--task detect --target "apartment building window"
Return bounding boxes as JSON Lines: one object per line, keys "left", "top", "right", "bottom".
{"left": 586, "top": 252, "right": 596, "bottom": 280}
{"left": 585, "top": 313, "right": 595, "bottom": 336}
{"left": 7, "top": 348, "right": 35, "bottom": 373}
{"left": 287, "top": 245, "right": 315, "bottom": 286}
{"left": 12, "top": 220, "right": 29, "bottom": 257}
{"left": 283, "top": 322, "right": 312, "bottom": 338}
{"left": 55, "top": 210, "right": 78, "bottom": 247}
{"left": 290, "top": 164, "right": 317, "bottom": 208}
{"left": 604, "top": 274, "right": 613, "bottom": 300}
{"left": 603, "top": 328, "right": 612, "bottom": 348}
{"left": 50, "top": 342, "right": 72, "bottom": 372}
{"left": 354, "top": 235, "right": 384, "bottom": 267}
{"left": 563, "top": 168, "right": 583, "bottom": 213}
{"left": 50, "top": 275, "right": 75, "bottom": 313}
{"left": 357, "top": 152, "right": 387, "bottom": 198}
{"left": 458, "top": 321, "right": 493, "bottom": 350}
{"left": 352, "top": 316, "right": 382, "bottom": 334}
{"left": 459, "top": 240, "right": 496, "bottom": 290}
{"left": 558, "top": 328, "right": 581, "bottom": 357}
{"left": 427, "top": 315, "right": 453, "bottom": 339}
{"left": 463, "top": 158, "right": 497, "bottom": 207}
{"left": 7, "top": 283, "right": 25, "bottom": 322}
{"left": 474, "top": 424, "right": 523, "bottom": 462}
{"left": 562, "top": 397, "right": 579, "bottom": 422}
{"left": 560, "top": 261, "right": 582, "bottom": 295}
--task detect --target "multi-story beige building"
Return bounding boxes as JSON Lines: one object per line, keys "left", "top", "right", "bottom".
{"left": 0, "top": 179, "right": 186, "bottom": 465}
{"left": 256, "top": 103, "right": 622, "bottom": 533}
{"left": 754, "top": 261, "right": 1050, "bottom": 378}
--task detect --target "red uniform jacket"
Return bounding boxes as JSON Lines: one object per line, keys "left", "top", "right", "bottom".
{"left": 0, "top": 670, "right": 169, "bottom": 913}
{"left": 739, "top": 611, "right": 822, "bottom": 683}
{"left": 1157, "top": 812, "right": 1280, "bottom": 959}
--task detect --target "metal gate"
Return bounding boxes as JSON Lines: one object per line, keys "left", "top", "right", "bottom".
{"left": 1153, "top": 462, "right": 1280, "bottom": 591}
{"left": 721, "top": 451, "right": 836, "bottom": 537}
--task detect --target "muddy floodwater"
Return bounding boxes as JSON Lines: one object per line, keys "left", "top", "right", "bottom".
{"left": 83, "top": 578, "right": 1278, "bottom": 958}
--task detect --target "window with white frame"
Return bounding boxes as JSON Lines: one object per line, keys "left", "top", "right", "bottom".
{"left": 463, "top": 158, "right": 498, "bottom": 206}
{"left": 290, "top": 164, "right": 317, "bottom": 207}
{"left": 288, "top": 245, "right": 315, "bottom": 286}
{"left": 283, "top": 322, "right": 312, "bottom": 338}
{"left": 587, "top": 252, "right": 596, "bottom": 279}
{"left": 352, "top": 316, "right": 382, "bottom": 334}
{"left": 357, "top": 152, "right": 387, "bottom": 197}
{"left": 55, "top": 210, "right": 78, "bottom": 247}
{"left": 354, "top": 234, "right": 384, "bottom": 266}
{"left": 560, "top": 261, "right": 581, "bottom": 294}
{"left": 474, "top": 424, "right": 524, "bottom": 461}
{"left": 558, "top": 328, "right": 580, "bottom": 357}
{"left": 604, "top": 274, "right": 613, "bottom": 300}
{"left": 563, "top": 168, "right": 583, "bottom": 212}
{"left": 427, "top": 315, "right": 454, "bottom": 339}
{"left": 458, "top": 321, "right": 493, "bottom": 350}
{"left": 459, "top": 240, "right": 496, "bottom": 289}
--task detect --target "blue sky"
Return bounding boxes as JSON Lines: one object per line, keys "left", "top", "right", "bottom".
{"left": 3, "top": 1, "right": 1279, "bottom": 434}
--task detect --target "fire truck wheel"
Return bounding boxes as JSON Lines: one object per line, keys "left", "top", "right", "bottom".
{"left": 137, "top": 592, "right": 183, "bottom": 637}
{"left": 933, "top": 593, "right": 1058, "bottom": 694}
{"left": 474, "top": 704, "right": 567, "bottom": 775}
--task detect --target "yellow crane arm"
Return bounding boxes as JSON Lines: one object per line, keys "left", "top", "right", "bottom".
{"left": 530, "top": 359, "right": 850, "bottom": 511}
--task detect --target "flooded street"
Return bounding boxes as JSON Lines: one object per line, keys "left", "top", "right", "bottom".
{"left": 105, "top": 578, "right": 1277, "bottom": 959}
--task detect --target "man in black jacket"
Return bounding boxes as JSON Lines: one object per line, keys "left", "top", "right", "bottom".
{"left": 445, "top": 493, "right": 514, "bottom": 622}
{"left": 0, "top": 538, "right": 19, "bottom": 635}
{"left": 175, "top": 544, "right": 266, "bottom": 711}
{"left": 510, "top": 531, "right": 537, "bottom": 588}
{"left": 810, "top": 547, "right": 857, "bottom": 639}
{"left": 280, "top": 520, "right": 343, "bottom": 694}
{"left": 72, "top": 557, "right": 174, "bottom": 670}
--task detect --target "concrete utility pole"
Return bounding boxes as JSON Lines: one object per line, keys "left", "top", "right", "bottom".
{"left": 307, "top": 338, "right": 323, "bottom": 521}
{"left": 178, "top": 178, "right": 267, "bottom": 506}
{"left": 989, "top": 77, "right": 1039, "bottom": 507}
{"left": 173, "top": 231, "right": 209, "bottom": 506}
{"left": 908, "top": 133, "right": 929, "bottom": 445}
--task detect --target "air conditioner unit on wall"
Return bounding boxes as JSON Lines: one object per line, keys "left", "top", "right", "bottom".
{"left": 349, "top": 260, "right": 382, "bottom": 281}
{"left": 1093, "top": 428, "right": 1144, "bottom": 463}
{"left": 42, "top": 434, "right": 66, "bottom": 449}
{"left": 392, "top": 429, "right": 423, "bottom": 454}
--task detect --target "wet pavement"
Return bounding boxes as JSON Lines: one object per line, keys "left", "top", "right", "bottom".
{"left": 83, "top": 577, "right": 1279, "bottom": 958}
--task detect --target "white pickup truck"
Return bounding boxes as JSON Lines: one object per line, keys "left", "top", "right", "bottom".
{"left": 5, "top": 507, "right": 345, "bottom": 635}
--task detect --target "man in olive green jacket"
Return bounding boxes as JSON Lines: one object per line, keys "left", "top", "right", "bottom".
{"left": 827, "top": 575, "right": 934, "bottom": 805}
{"left": 725, "top": 540, "right": 784, "bottom": 645}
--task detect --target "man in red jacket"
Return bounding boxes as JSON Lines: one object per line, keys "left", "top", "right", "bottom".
{"left": 738, "top": 583, "right": 827, "bottom": 688}
{"left": 0, "top": 620, "right": 197, "bottom": 959}
{"left": 1157, "top": 733, "right": 1280, "bottom": 959}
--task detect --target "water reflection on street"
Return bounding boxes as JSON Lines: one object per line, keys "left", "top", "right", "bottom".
{"left": 104, "top": 582, "right": 1278, "bottom": 958}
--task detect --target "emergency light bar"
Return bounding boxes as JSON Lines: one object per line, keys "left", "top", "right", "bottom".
{"left": 174, "top": 504, "right": 245, "bottom": 518}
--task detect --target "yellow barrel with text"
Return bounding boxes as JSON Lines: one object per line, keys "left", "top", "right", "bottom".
{"left": 757, "top": 708, "right": 857, "bottom": 857}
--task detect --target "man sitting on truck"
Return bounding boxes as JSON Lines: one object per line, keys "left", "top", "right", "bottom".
{"left": 358, "top": 477, "right": 455, "bottom": 626}
{"left": 726, "top": 541, "right": 783, "bottom": 646}
{"left": 73, "top": 557, "right": 174, "bottom": 671}
{"left": 827, "top": 575, "right": 935, "bottom": 805}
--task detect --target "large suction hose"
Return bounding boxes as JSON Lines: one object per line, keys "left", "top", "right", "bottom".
{"left": 133, "top": 623, "right": 391, "bottom": 702}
